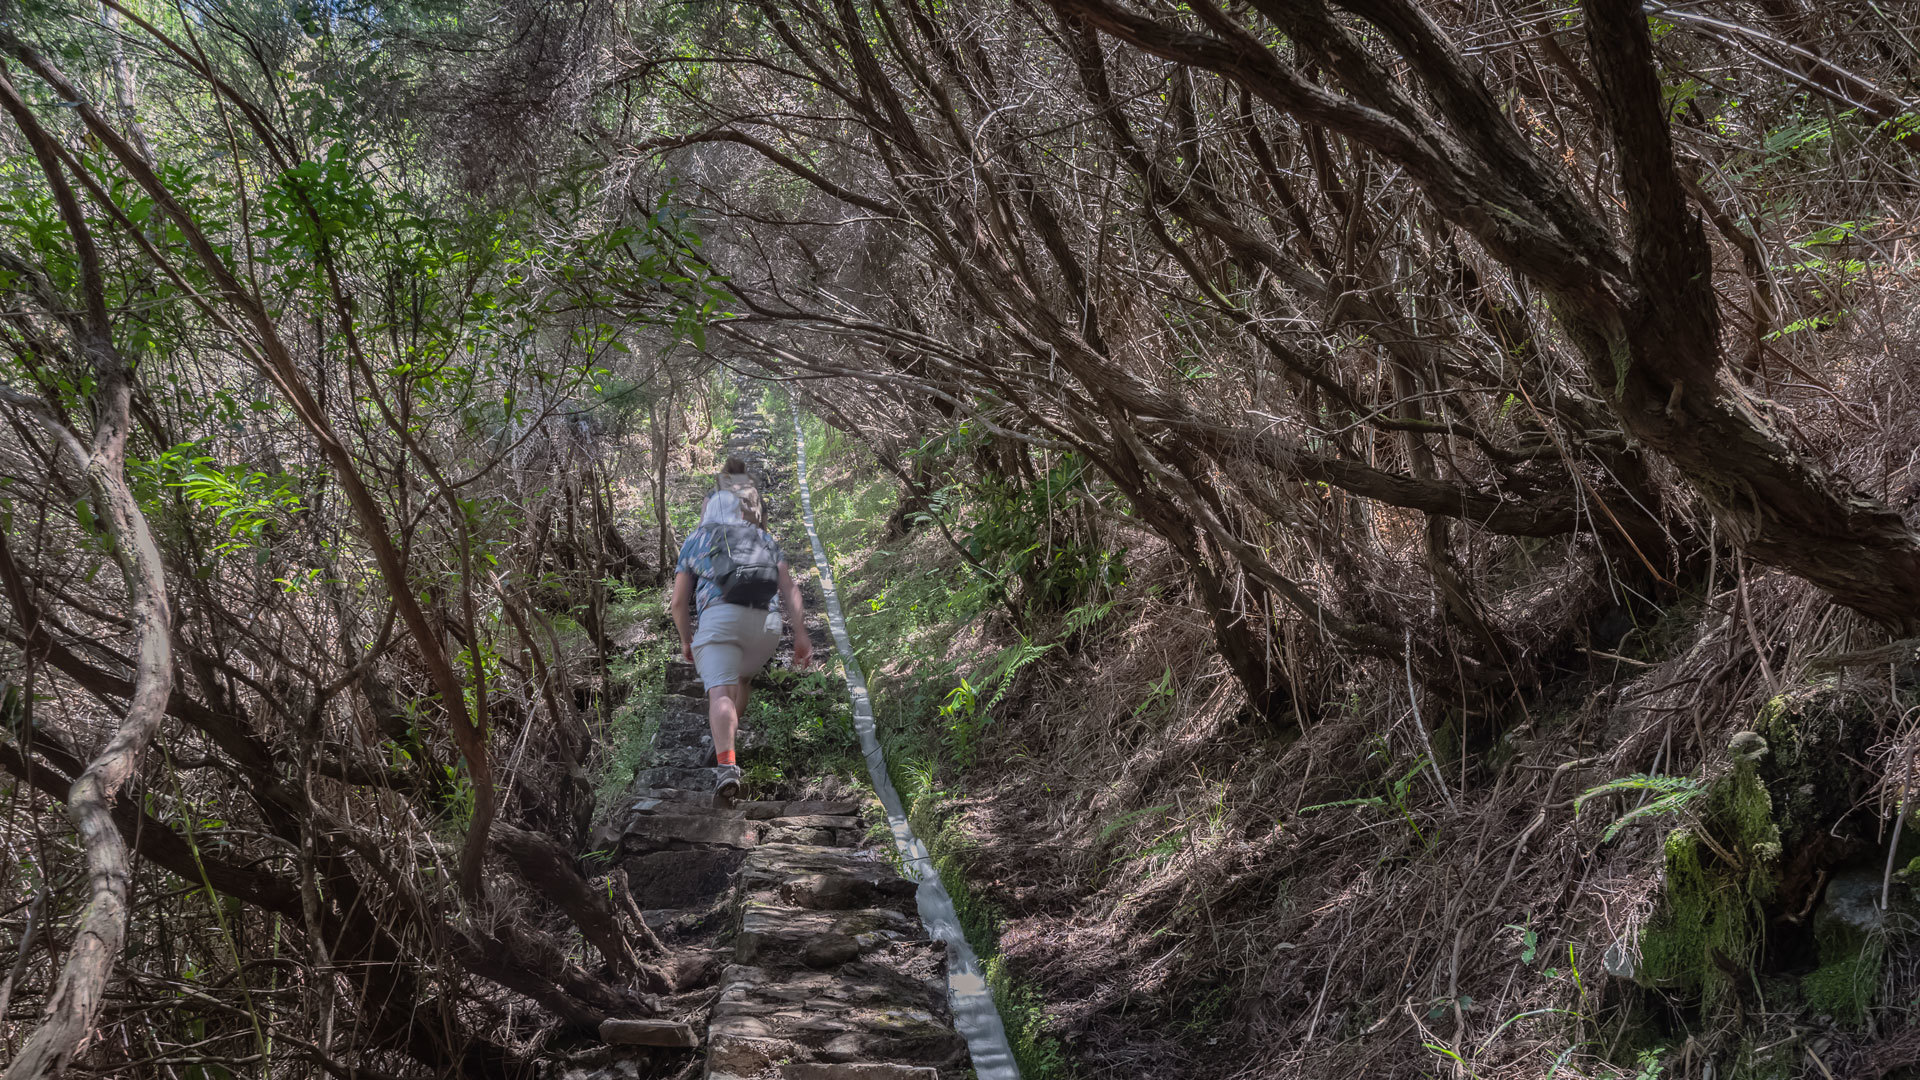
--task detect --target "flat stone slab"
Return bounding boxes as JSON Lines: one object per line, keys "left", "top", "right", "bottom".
{"left": 709, "top": 963, "right": 963, "bottom": 1069}
{"left": 780, "top": 1065, "right": 938, "bottom": 1080}
{"left": 741, "top": 799, "right": 864, "bottom": 820}
{"left": 628, "top": 787, "right": 723, "bottom": 809}
{"left": 624, "top": 848, "right": 747, "bottom": 909}
{"left": 630, "top": 797, "right": 742, "bottom": 821}
{"left": 735, "top": 904, "right": 918, "bottom": 967}
{"left": 777, "top": 872, "right": 918, "bottom": 913}
{"left": 599, "top": 1018, "right": 699, "bottom": 1047}
{"left": 622, "top": 813, "right": 757, "bottom": 851}
{"left": 764, "top": 814, "right": 859, "bottom": 830}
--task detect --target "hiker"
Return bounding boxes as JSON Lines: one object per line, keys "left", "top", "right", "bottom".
{"left": 670, "top": 488, "right": 814, "bottom": 799}
{"left": 715, "top": 455, "right": 765, "bottom": 527}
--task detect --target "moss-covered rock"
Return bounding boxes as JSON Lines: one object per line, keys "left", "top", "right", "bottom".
{"left": 1753, "top": 684, "right": 1882, "bottom": 910}
{"left": 1637, "top": 737, "right": 1780, "bottom": 1016}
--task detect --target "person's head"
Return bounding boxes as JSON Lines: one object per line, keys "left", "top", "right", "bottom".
{"left": 723, "top": 456, "right": 748, "bottom": 474}
{"left": 701, "top": 489, "right": 748, "bottom": 527}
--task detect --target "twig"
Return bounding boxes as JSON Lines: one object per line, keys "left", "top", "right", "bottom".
{"left": 0, "top": 887, "right": 47, "bottom": 1021}
{"left": 1884, "top": 737, "right": 1917, "bottom": 911}
{"left": 1407, "top": 629, "right": 1456, "bottom": 813}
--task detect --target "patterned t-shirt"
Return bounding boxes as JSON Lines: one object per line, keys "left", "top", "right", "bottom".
{"left": 677, "top": 524, "right": 785, "bottom": 616}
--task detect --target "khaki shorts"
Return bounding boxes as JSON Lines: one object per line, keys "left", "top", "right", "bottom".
{"left": 691, "top": 601, "right": 783, "bottom": 690}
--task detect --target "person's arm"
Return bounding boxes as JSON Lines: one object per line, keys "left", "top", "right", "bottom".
{"left": 671, "top": 571, "right": 696, "bottom": 663}
{"left": 776, "top": 562, "right": 815, "bottom": 670}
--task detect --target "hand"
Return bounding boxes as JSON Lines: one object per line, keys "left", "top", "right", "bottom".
{"left": 681, "top": 641, "right": 694, "bottom": 663}
{"left": 791, "top": 643, "right": 816, "bottom": 671}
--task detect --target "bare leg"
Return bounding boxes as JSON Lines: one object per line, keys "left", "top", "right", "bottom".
{"left": 707, "top": 685, "right": 739, "bottom": 761}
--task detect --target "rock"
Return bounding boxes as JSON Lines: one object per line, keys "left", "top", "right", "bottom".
{"left": 669, "top": 951, "right": 723, "bottom": 991}
{"left": 621, "top": 813, "right": 758, "bottom": 851}
{"left": 1816, "top": 867, "right": 1892, "bottom": 939}
{"left": 767, "top": 826, "right": 839, "bottom": 846}
{"left": 633, "top": 766, "right": 722, "bottom": 792}
{"left": 599, "top": 1018, "right": 699, "bottom": 1047}
{"left": 767, "top": 814, "right": 860, "bottom": 830}
{"left": 779, "top": 1066, "right": 938, "bottom": 1080}
{"left": 665, "top": 662, "right": 705, "bottom": 698}
{"left": 623, "top": 849, "right": 746, "bottom": 909}
{"left": 780, "top": 873, "right": 914, "bottom": 912}
{"left": 803, "top": 933, "right": 863, "bottom": 968}
{"left": 783, "top": 800, "right": 862, "bottom": 817}
{"left": 742, "top": 801, "right": 790, "bottom": 820}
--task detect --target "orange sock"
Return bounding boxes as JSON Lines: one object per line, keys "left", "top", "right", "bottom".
{"left": 717, "top": 749, "right": 736, "bottom": 766}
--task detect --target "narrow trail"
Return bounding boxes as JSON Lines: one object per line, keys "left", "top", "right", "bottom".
{"left": 788, "top": 405, "right": 1020, "bottom": 1080}
{"left": 561, "top": 387, "right": 980, "bottom": 1080}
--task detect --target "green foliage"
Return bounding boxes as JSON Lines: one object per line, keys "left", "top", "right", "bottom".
{"left": 957, "top": 456, "right": 1123, "bottom": 617}
{"left": 935, "top": 635, "right": 1056, "bottom": 767}
{"left": 1802, "top": 931, "right": 1884, "bottom": 1026}
{"left": 137, "top": 443, "right": 305, "bottom": 557}
{"left": 739, "top": 669, "right": 861, "bottom": 791}
{"left": 599, "top": 644, "right": 668, "bottom": 810}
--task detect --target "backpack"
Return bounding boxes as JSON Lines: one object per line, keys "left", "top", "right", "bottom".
{"left": 706, "top": 524, "right": 781, "bottom": 609}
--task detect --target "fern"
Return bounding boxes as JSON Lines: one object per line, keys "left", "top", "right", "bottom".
{"left": 1098, "top": 803, "right": 1174, "bottom": 842}
{"left": 1575, "top": 774, "right": 1705, "bottom": 841}
{"left": 1061, "top": 598, "right": 1116, "bottom": 635}
{"left": 980, "top": 637, "right": 1056, "bottom": 711}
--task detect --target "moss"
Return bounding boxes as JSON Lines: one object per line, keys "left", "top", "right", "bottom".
{"left": 1752, "top": 683, "right": 1877, "bottom": 857}
{"left": 1802, "top": 931, "right": 1884, "bottom": 1026}
{"left": 1637, "top": 749, "right": 1781, "bottom": 1015}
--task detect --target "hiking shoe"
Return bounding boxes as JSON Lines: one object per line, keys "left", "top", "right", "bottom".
{"left": 714, "top": 764, "right": 742, "bottom": 801}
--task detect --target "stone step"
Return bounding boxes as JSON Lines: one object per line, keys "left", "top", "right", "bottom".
{"left": 762, "top": 814, "right": 859, "bottom": 830}
{"left": 737, "top": 844, "right": 910, "bottom": 894}
{"left": 598, "top": 1018, "right": 699, "bottom": 1047}
{"left": 776, "top": 871, "right": 918, "bottom": 913}
{"left": 707, "top": 964, "right": 963, "bottom": 1077}
{"left": 741, "top": 799, "right": 862, "bottom": 821}
{"left": 633, "top": 765, "right": 719, "bottom": 792}
{"left": 780, "top": 1065, "right": 938, "bottom": 1080}
{"left": 651, "top": 744, "right": 714, "bottom": 771}
{"left": 653, "top": 713, "right": 712, "bottom": 746}
{"left": 629, "top": 786, "right": 721, "bottom": 809}
{"left": 629, "top": 796, "right": 742, "bottom": 821}
{"left": 762, "top": 822, "right": 866, "bottom": 847}
{"left": 735, "top": 904, "right": 919, "bottom": 969}
{"left": 666, "top": 662, "right": 705, "bottom": 699}
{"left": 623, "top": 848, "right": 748, "bottom": 909}
{"left": 620, "top": 813, "right": 758, "bottom": 852}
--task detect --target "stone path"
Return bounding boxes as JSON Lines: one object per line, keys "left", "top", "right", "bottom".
{"left": 588, "top": 665, "right": 964, "bottom": 1080}
{"left": 554, "top": 389, "right": 968, "bottom": 1080}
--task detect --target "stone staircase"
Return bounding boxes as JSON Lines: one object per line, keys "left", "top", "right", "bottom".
{"left": 570, "top": 657, "right": 964, "bottom": 1080}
